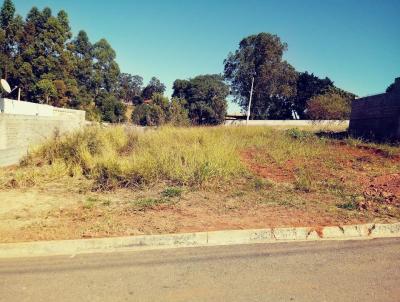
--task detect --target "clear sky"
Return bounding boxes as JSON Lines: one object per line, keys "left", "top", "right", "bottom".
{"left": 14, "top": 0, "right": 400, "bottom": 112}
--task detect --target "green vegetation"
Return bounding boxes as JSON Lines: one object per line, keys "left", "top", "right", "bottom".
{"left": 162, "top": 187, "right": 183, "bottom": 198}
{"left": 0, "top": 0, "right": 356, "bottom": 124}
{"left": 307, "top": 91, "right": 351, "bottom": 120}
{"left": 224, "top": 33, "right": 355, "bottom": 119}
{"left": 132, "top": 198, "right": 169, "bottom": 210}
{"left": 172, "top": 75, "right": 229, "bottom": 125}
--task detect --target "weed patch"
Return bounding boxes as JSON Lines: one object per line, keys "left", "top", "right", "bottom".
{"left": 162, "top": 187, "right": 183, "bottom": 198}
{"left": 132, "top": 198, "right": 169, "bottom": 210}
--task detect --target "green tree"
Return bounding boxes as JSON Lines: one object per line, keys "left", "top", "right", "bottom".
{"left": 224, "top": 32, "right": 298, "bottom": 119}
{"left": 15, "top": 6, "right": 77, "bottom": 104}
{"left": 95, "top": 91, "right": 127, "bottom": 123}
{"left": 69, "top": 30, "right": 95, "bottom": 111}
{"left": 92, "top": 38, "right": 120, "bottom": 94}
{"left": 117, "top": 73, "right": 143, "bottom": 104}
{"left": 0, "top": 0, "right": 23, "bottom": 83}
{"left": 141, "top": 77, "right": 165, "bottom": 99}
{"left": 36, "top": 79, "right": 57, "bottom": 104}
{"left": 0, "top": 0, "right": 139, "bottom": 124}
{"left": 292, "top": 72, "right": 334, "bottom": 119}
{"left": 172, "top": 74, "right": 229, "bottom": 125}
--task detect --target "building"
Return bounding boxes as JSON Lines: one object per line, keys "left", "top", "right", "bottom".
{"left": 349, "top": 77, "right": 400, "bottom": 141}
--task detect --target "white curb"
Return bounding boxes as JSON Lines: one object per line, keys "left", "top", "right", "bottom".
{"left": 0, "top": 222, "right": 399, "bottom": 259}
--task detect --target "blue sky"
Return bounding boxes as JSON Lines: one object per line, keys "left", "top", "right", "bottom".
{"left": 14, "top": 0, "right": 400, "bottom": 112}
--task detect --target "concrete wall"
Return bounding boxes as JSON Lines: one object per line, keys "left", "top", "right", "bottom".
{"left": 349, "top": 78, "right": 400, "bottom": 141}
{"left": 225, "top": 120, "right": 349, "bottom": 127}
{"left": 0, "top": 99, "right": 85, "bottom": 167}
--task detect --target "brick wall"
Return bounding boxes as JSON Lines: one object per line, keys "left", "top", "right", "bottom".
{"left": 349, "top": 78, "right": 400, "bottom": 141}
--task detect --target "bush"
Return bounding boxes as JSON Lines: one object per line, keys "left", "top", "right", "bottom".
{"left": 306, "top": 92, "right": 351, "bottom": 120}
{"left": 132, "top": 103, "right": 166, "bottom": 126}
{"left": 167, "top": 98, "right": 190, "bottom": 126}
{"left": 95, "top": 92, "right": 127, "bottom": 123}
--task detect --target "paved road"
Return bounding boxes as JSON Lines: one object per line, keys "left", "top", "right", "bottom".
{"left": 0, "top": 238, "right": 399, "bottom": 302}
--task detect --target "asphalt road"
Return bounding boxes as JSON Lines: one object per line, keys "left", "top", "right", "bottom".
{"left": 0, "top": 238, "right": 399, "bottom": 302}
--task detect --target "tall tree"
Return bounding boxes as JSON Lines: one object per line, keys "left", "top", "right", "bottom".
{"left": 92, "top": 38, "right": 120, "bottom": 94}
{"left": 0, "top": 0, "right": 22, "bottom": 84}
{"left": 172, "top": 74, "right": 229, "bottom": 125}
{"left": 224, "top": 32, "right": 298, "bottom": 119}
{"left": 70, "top": 30, "right": 94, "bottom": 106}
{"left": 117, "top": 73, "right": 143, "bottom": 104}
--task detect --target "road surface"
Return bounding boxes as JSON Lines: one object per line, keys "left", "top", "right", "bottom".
{"left": 0, "top": 238, "right": 399, "bottom": 301}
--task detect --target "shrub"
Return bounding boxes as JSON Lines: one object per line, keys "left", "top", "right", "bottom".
{"left": 95, "top": 92, "right": 127, "bottom": 123}
{"left": 132, "top": 103, "right": 166, "bottom": 126}
{"left": 306, "top": 92, "right": 351, "bottom": 120}
{"left": 167, "top": 98, "right": 190, "bottom": 126}
{"left": 162, "top": 187, "right": 183, "bottom": 198}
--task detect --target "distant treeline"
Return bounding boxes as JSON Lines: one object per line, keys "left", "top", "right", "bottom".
{"left": 0, "top": 0, "right": 356, "bottom": 124}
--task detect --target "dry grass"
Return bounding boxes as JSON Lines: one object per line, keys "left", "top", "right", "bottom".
{"left": 0, "top": 124, "right": 399, "bottom": 243}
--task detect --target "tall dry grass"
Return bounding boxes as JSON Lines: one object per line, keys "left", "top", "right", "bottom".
{"left": 3, "top": 124, "right": 398, "bottom": 190}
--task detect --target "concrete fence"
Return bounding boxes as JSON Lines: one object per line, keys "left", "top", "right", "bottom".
{"left": 0, "top": 98, "right": 85, "bottom": 167}
{"left": 225, "top": 120, "right": 349, "bottom": 127}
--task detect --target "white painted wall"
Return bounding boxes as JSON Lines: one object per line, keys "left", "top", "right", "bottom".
{"left": 0, "top": 99, "right": 86, "bottom": 166}
{"left": 224, "top": 120, "right": 349, "bottom": 126}
{"left": 0, "top": 98, "right": 53, "bottom": 116}
{"left": 0, "top": 98, "right": 85, "bottom": 119}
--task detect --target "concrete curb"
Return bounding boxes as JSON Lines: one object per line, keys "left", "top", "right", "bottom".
{"left": 0, "top": 222, "right": 399, "bottom": 259}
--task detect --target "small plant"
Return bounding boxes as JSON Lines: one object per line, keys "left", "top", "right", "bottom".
{"left": 336, "top": 196, "right": 359, "bottom": 211}
{"left": 294, "top": 170, "right": 314, "bottom": 192}
{"left": 83, "top": 197, "right": 98, "bottom": 209}
{"left": 286, "top": 128, "right": 314, "bottom": 140}
{"left": 101, "top": 199, "right": 111, "bottom": 206}
{"left": 162, "top": 187, "right": 183, "bottom": 198}
{"left": 253, "top": 177, "right": 274, "bottom": 190}
{"left": 337, "top": 200, "right": 358, "bottom": 210}
{"left": 133, "top": 198, "right": 168, "bottom": 210}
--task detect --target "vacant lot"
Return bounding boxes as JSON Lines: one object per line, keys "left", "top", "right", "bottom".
{"left": 0, "top": 125, "right": 399, "bottom": 243}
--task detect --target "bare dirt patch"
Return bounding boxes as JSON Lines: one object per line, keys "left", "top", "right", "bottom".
{"left": 240, "top": 149, "right": 295, "bottom": 182}
{"left": 0, "top": 186, "right": 380, "bottom": 243}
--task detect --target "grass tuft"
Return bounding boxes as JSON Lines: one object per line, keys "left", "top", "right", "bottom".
{"left": 162, "top": 187, "right": 183, "bottom": 198}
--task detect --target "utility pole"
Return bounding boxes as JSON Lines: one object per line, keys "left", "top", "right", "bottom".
{"left": 246, "top": 76, "right": 254, "bottom": 124}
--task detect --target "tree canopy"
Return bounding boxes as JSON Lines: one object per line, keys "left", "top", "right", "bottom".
{"left": 0, "top": 0, "right": 142, "bottom": 122}
{"left": 224, "top": 33, "right": 298, "bottom": 119}
{"left": 172, "top": 74, "right": 229, "bottom": 125}
{"left": 224, "top": 32, "right": 356, "bottom": 120}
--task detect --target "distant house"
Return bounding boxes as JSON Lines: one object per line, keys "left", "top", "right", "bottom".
{"left": 349, "top": 77, "right": 400, "bottom": 141}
